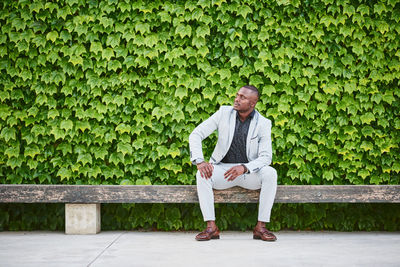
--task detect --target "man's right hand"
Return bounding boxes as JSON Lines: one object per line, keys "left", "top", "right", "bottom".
{"left": 197, "top": 162, "right": 214, "bottom": 179}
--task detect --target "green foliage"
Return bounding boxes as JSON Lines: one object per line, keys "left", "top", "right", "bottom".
{"left": 0, "top": 0, "right": 399, "bottom": 231}
{"left": 1, "top": 203, "right": 399, "bottom": 232}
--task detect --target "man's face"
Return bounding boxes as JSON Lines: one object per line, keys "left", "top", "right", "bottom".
{"left": 233, "top": 87, "right": 258, "bottom": 112}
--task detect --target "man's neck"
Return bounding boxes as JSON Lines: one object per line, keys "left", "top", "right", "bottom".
{"left": 237, "top": 109, "right": 254, "bottom": 122}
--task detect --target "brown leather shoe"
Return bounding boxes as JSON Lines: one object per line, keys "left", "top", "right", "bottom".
{"left": 195, "top": 227, "right": 220, "bottom": 241}
{"left": 253, "top": 227, "right": 277, "bottom": 241}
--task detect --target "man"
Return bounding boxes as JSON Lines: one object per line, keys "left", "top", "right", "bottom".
{"left": 189, "top": 85, "right": 277, "bottom": 241}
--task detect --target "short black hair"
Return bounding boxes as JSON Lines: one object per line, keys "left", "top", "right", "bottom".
{"left": 242, "top": 85, "right": 259, "bottom": 99}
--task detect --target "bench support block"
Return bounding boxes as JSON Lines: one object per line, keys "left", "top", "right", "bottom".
{"left": 65, "top": 204, "right": 100, "bottom": 234}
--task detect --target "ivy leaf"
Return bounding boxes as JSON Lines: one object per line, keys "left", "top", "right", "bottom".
{"left": 47, "top": 109, "right": 60, "bottom": 120}
{"left": 108, "top": 60, "right": 122, "bottom": 71}
{"left": 7, "top": 156, "right": 23, "bottom": 169}
{"left": 92, "top": 146, "right": 108, "bottom": 160}
{"left": 57, "top": 142, "right": 72, "bottom": 156}
{"left": 192, "top": 8, "right": 204, "bottom": 20}
{"left": 358, "top": 169, "right": 370, "bottom": 180}
{"left": 239, "top": 65, "right": 253, "bottom": 78}
{"left": 136, "top": 176, "right": 152, "bottom": 185}
{"left": 5, "top": 146, "right": 20, "bottom": 158}
{"left": 360, "top": 141, "right": 373, "bottom": 152}
{"left": 258, "top": 30, "right": 269, "bottom": 42}
{"left": 90, "top": 42, "right": 103, "bottom": 54}
{"left": 286, "top": 134, "right": 297, "bottom": 145}
{"left": 24, "top": 145, "right": 40, "bottom": 158}
{"left": 124, "top": 56, "right": 136, "bottom": 69}
{"left": 175, "top": 24, "right": 192, "bottom": 38}
{"left": 20, "top": 69, "right": 32, "bottom": 81}
{"left": 12, "top": 18, "right": 26, "bottom": 31}
{"left": 75, "top": 24, "right": 88, "bottom": 36}
{"left": 60, "top": 120, "right": 74, "bottom": 131}
{"left": 392, "top": 162, "right": 400, "bottom": 173}
{"left": 376, "top": 21, "right": 389, "bottom": 34}
{"left": 203, "top": 87, "right": 215, "bottom": 100}
{"left": 357, "top": 4, "right": 369, "bottom": 16}
{"left": 360, "top": 112, "right": 375, "bottom": 124}
{"left": 27, "top": 159, "right": 38, "bottom": 170}
{"left": 113, "top": 95, "right": 125, "bottom": 107}
{"left": 158, "top": 11, "right": 171, "bottom": 23}
{"left": 352, "top": 41, "right": 364, "bottom": 55}
{"left": 174, "top": 87, "right": 188, "bottom": 100}
{"left": 323, "top": 170, "right": 334, "bottom": 181}
{"left": 249, "top": 75, "right": 263, "bottom": 87}
{"left": 106, "top": 34, "right": 120, "bottom": 48}
{"left": 263, "top": 85, "right": 276, "bottom": 97}
{"left": 144, "top": 34, "right": 158, "bottom": 47}
{"left": 77, "top": 153, "right": 92, "bottom": 166}
{"left": 135, "top": 22, "right": 150, "bottom": 34}
{"left": 117, "top": 142, "right": 133, "bottom": 156}
{"left": 1, "top": 127, "right": 16, "bottom": 142}
{"left": 293, "top": 102, "right": 307, "bottom": 116}
{"left": 46, "top": 31, "right": 59, "bottom": 42}
{"left": 218, "top": 69, "right": 231, "bottom": 80}
{"left": 382, "top": 91, "right": 395, "bottom": 104}
{"left": 99, "top": 16, "right": 114, "bottom": 29}
{"left": 50, "top": 127, "right": 66, "bottom": 140}
{"left": 135, "top": 56, "right": 149, "bottom": 68}
{"left": 196, "top": 25, "right": 210, "bottom": 38}
{"left": 374, "top": 3, "right": 386, "bottom": 15}
{"left": 76, "top": 120, "right": 91, "bottom": 132}
{"left": 172, "top": 110, "right": 185, "bottom": 122}
{"left": 57, "top": 6, "right": 71, "bottom": 20}
{"left": 102, "top": 48, "right": 114, "bottom": 61}
{"left": 230, "top": 56, "right": 243, "bottom": 67}
{"left": 32, "top": 36, "right": 46, "bottom": 48}
{"left": 237, "top": 5, "right": 252, "bottom": 18}
{"left": 109, "top": 152, "right": 123, "bottom": 166}
{"left": 116, "top": 123, "right": 131, "bottom": 134}
{"left": 69, "top": 55, "right": 83, "bottom": 66}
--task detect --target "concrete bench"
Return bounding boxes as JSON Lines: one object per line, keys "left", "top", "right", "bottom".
{"left": 1, "top": 184, "right": 399, "bottom": 234}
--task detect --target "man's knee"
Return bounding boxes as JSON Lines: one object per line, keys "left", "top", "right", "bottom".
{"left": 259, "top": 166, "right": 277, "bottom": 184}
{"left": 196, "top": 171, "right": 212, "bottom": 185}
{"left": 196, "top": 171, "right": 202, "bottom": 183}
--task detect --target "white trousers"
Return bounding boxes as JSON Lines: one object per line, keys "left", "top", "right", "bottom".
{"left": 196, "top": 163, "right": 277, "bottom": 222}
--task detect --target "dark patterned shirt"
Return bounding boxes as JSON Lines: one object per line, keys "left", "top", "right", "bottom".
{"left": 221, "top": 110, "right": 255, "bottom": 163}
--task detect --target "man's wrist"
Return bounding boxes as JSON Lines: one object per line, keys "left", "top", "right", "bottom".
{"left": 194, "top": 158, "right": 204, "bottom": 165}
{"left": 241, "top": 164, "right": 249, "bottom": 174}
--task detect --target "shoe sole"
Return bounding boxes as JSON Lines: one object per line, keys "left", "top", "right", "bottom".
{"left": 253, "top": 234, "right": 276, "bottom": 242}
{"left": 196, "top": 235, "right": 220, "bottom": 241}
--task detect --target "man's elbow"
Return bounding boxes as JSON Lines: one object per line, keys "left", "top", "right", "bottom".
{"left": 259, "top": 153, "right": 272, "bottom": 166}
{"left": 188, "top": 131, "right": 198, "bottom": 143}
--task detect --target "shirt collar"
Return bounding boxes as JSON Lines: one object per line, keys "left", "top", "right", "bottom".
{"left": 249, "top": 109, "right": 256, "bottom": 118}
{"left": 236, "top": 109, "right": 256, "bottom": 121}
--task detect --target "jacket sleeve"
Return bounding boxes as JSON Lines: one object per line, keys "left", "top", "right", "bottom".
{"left": 245, "top": 119, "right": 273, "bottom": 173}
{"left": 189, "top": 108, "right": 222, "bottom": 163}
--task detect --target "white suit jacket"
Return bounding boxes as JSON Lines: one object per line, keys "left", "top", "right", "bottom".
{"left": 189, "top": 105, "right": 273, "bottom": 173}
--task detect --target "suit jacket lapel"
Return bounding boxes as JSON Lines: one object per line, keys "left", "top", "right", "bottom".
{"left": 246, "top": 111, "right": 258, "bottom": 157}
{"left": 227, "top": 109, "right": 236, "bottom": 149}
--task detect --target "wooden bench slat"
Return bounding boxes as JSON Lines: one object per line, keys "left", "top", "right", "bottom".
{"left": 1, "top": 185, "right": 399, "bottom": 203}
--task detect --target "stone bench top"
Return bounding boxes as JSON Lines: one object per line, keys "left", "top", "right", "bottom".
{"left": 1, "top": 184, "right": 399, "bottom": 203}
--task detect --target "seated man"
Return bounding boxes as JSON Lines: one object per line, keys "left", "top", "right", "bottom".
{"left": 189, "top": 85, "right": 277, "bottom": 241}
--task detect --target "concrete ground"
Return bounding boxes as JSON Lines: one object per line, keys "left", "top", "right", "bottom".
{"left": 0, "top": 231, "right": 399, "bottom": 267}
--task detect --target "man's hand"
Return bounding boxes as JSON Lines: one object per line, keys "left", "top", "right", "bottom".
{"left": 197, "top": 162, "right": 214, "bottom": 179}
{"left": 224, "top": 165, "right": 246, "bottom": 181}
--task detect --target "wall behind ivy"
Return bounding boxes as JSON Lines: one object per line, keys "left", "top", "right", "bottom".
{"left": 0, "top": 0, "right": 399, "bottom": 231}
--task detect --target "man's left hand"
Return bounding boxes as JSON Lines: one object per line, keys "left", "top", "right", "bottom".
{"left": 224, "top": 165, "right": 246, "bottom": 181}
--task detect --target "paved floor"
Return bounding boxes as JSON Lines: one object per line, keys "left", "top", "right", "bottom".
{"left": 0, "top": 231, "right": 399, "bottom": 267}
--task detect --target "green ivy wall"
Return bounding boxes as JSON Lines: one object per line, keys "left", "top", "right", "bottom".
{"left": 0, "top": 0, "right": 399, "bottom": 231}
